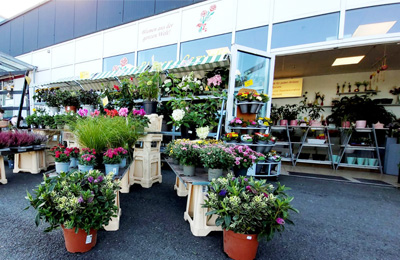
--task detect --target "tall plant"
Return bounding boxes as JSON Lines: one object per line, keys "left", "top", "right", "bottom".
{"left": 137, "top": 62, "right": 163, "bottom": 101}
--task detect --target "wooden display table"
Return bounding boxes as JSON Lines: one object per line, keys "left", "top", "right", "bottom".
{"left": 166, "top": 159, "right": 222, "bottom": 237}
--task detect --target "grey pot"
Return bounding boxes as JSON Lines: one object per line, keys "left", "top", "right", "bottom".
{"left": 208, "top": 168, "right": 223, "bottom": 181}
{"left": 239, "top": 103, "right": 249, "bottom": 114}
{"left": 249, "top": 102, "right": 262, "bottom": 114}
{"left": 183, "top": 165, "right": 195, "bottom": 176}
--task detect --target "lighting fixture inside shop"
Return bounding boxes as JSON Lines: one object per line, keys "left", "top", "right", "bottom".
{"left": 332, "top": 55, "right": 365, "bottom": 66}
{"left": 352, "top": 21, "right": 396, "bottom": 38}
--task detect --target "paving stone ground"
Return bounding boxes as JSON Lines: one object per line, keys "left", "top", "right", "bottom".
{"left": 0, "top": 165, "right": 399, "bottom": 260}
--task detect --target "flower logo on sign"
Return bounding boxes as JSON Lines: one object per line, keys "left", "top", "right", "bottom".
{"left": 196, "top": 5, "right": 216, "bottom": 33}
{"left": 112, "top": 57, "right": 133, "bottom": 71}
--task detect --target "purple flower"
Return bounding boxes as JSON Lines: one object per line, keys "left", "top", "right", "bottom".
{"left": 78, "top": 196, "right": 84, "bottom": 203}
{"left": 88, "top": 176, "right": 94, "bottom": 183}
{"left": 219, "top": 189, "right": 227, "bottom": 197}
{"left": 94, "top": 179, "right": 98, "bottom": 183}
{"left": 231, "top": 177, "right": 236, "bottom": 181}
{"left": 263, "top": 193, "right": 269, "bottom": 197}
{"left": 87, "top": 196, "right": 94, "bottom": 203}
{"left": 276, "top": 218, "right": 285, "bottom": 225}
{"left": 246, "top": 185, "right": 252, "bottom": 192}
{"left": 244, "top": 178, "right": 248, "bottom": 182}
{"left": 97, "top": 175, "right": 104, "bottom": 182}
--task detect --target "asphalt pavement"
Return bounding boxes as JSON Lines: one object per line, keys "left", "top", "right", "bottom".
{"left": 0, "top": 164, "right": 399, "bottom": 260}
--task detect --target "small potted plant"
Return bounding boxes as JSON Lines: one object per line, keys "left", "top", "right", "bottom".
{"left": 173, "top": 142, "right": 200, "bottom": 176}
{"left": 66, "top": 147, "right": 80, "bottom": 168}
{"left": 137, "top": 62, "right": 162, "bottom": 114}
{"left": 50, "top": 144, "right": 71, "bottom": 174}
{"left": 235, "top": 92, "right": 250, "bottom": 113}
{"left": 254, "top": 132, "right": 273, "bottom": 153}
{"left": 115, "top": 147, "right": 128, "bottom": 168}
{"left": 228, "top": 117, "right": 243, "bottom": 128}
{"left": 222, "top": 132, "right": 239, "bottom": 143}
{"left": 59, "top": 90, "right": 80, "bottom": 113}
{"left": 103, "top": 148, "right": 122, "bottom": 176}
{"left": 203, "top": 174, "right": 298, "bottom": 260}
{"left": 79, "top": 89, "right": 99, "bottom": 113}
{"left": 240, "top": 134, "right": 253, "bottom": 144}
{"left": 43, "top": 88, "right": 61, "bottom": 114}
{"left": 225, "top": 145, "right": 263, "bottom": 176}
{"left": 78, "top": 153, "right": 97, "bottom": 172}
{"left": 246, "top": 119, "right": 258, "bottom": 134}
{"left": 26, "top": 170, "right": 120, "bottom": 253}
{"left": 199, "top": 145, "right": 235, "bottom": 181}
{"left": 257, "top": 117, "right": 272, "bottom": 133}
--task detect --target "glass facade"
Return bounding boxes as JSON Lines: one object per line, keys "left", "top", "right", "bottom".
{"left": 271, "top": 13, "right": 339, "bottom": 49}
{"left": 137, "top": 44, "right": 177, "bottom": 67}
{"left": 103, "top": 52, "right": 136, "bottom": 71}
{"left": 235, "top": 26, "right": 268, "bottom": 51}
{"left": 344, "top": 3, "right": 400, "bottom": 38}
{"left": 180, "top": 33, "right": 232, "bottom": 60}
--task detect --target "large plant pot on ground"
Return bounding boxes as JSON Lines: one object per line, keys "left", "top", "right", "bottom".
{"left": 62, "top": 226, "right": 97, "bottom": 253}
{"left": 143, "top": 101, "right": 157, "bottom": 115}
{"left": 223, "top": 229, "right": 258, "bottom": 260}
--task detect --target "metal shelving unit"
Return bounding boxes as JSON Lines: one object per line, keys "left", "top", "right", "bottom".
{"left": 270, "top": 125, "right": 294, "bottom": 166}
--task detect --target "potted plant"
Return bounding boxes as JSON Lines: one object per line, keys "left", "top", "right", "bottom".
{"left": 78, "top": 89, "right": 99, "bottom": 113}
{"left": 199, "top": 145, "right": 235, "bottom": 181}
{"left": 58, "top": 90, "right": 80, "bottom": 113}
{"left": 228, "top": 117, "right": 244, "bottom": 128}
{"left": 78, "top": 153, "right": 97, "bottom": 172}
{"left": 43, "top": 88, "right": 61, "bottom": 114}
{"left": 25, "top": 113, "right": 38, "bottom": 128}
{"left": 235, "top": 92, "right": 250, "bottom": 113}
{"left": 26, "top": 170, "right": 120, "bottom": 253}
{"left": 50, "top": 144, "right": 71, "bottom": 174}
{"left": 103, "top": 148, "right": 122, "bottom": 176}
{"left": 277, "top": 104, "right": 299, "bottom": 126}
{"left": 173, "top": 141, "right": 200, "bottom": 176}
{"left": 225, "top": 145, "right": 263, "bottom": 176}
{"left": 240, "top": 134, "right": 253, "bottom": 144}
{"left": 203, "top": 174, "right": 298, "bottom": 260}
{"left": 257, "top": 117, "right": 272, "bottom": 133}
{"left": 67, "top": 147, "right": 80, "bottom": 168}
{"left": 254, "top": 132, "right": 273, "bottom": 153}
{"left": 248, "top": 92, "right": 267, "bottom": 114}
{"left": 137, "top": 62, "right": 162, "bottom": 114}
{"left": 222, "top": 132, "right": 239, "bottom": 143}
{"left": 115, "top": 147, "right": 128, "bottom": 168}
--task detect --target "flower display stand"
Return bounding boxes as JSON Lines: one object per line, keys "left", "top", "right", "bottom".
{"left": 0, "top": 156, "right": 7, "bottom": 184}
{"left": 144, "top": 114, "right": 163, "bottom": 132}
{"left": 174, "top": 176, "right": 189, "bottom": 197}
{"left": 13, "top": 150, "right": 47, "bottom": 174}
{"left": 131, "top": 134, "right": 163, "bottom": 188}
{"left": 104, "top": 190, "right": 121, "bottom": 231}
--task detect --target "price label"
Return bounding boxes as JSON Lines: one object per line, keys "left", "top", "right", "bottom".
{"left": 85, "top": 235, "right": 92, "bottom": 244}
{"left": 244, "top": 79, "right": 253, "bottom": 87}
{"left": 102, "top": 97, "right": 109, "bottom": 107}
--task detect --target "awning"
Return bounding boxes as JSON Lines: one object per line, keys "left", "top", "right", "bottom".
{"left": 0, "top": 51, "right": 36, "bottom": 79}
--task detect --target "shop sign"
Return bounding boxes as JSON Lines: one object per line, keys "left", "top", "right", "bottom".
{"left": 272, "top": 78, "right": 303, "bottom": 98}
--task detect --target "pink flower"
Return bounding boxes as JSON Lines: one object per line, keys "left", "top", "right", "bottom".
{"left": 201, "top": 10, "right": 207, "bottom": 17}
{"left": 276, "top": 218, "right": 285, "bottom": 225}
{"left": 78, "top": 108, "right": 88, "bottom": 117}
{"left": 210, "top": 5, "right": 216, "bottom": 11}
{"left": 118, "top": 107, "right": 129, "bottom": 117}
{"left": 91, "top": 110, "right": 100, "bottom": 117}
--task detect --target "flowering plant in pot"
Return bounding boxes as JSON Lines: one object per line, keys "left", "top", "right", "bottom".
{"left": 103, "top": 148, "right": 122, "bottom": 176}
{"left": 137, "top": 61, "right": 162, "bottom": 114}
{"left": 235, "top": 92, "right": 250, "bottom": 113}
{"left": 203, "top": 174, "right": 298, "bottom": 260}
{"left": 199, "top": 145, "right": 235, "bottom": 181}
{"left": 240, "top": 134, "right": 253, "bottom": 144}
{"left": 78, "top": 153, "right": 97, "bottom": 172}
{"left": 115, "top": 147, "right": 128, "bottom": 168}
{"left": 222, "top": 132, "right": 239, "bottom": 143}
{"left": 26, "top": 170, "right": 120, "bottom": 253}
{"left": 66, "top": 147, "right": 80, "bottom": 168}
{"left": 172, "top": 141, "right": 201, "bottom": 176}
{"left": 225, "top": 145, "right": 264, "bottom": 176}
{"left": 50, "top": 144, "right": 71, "bottom": 174}
{"left": 228, "top": 117, "right": 243, "bottom": 127}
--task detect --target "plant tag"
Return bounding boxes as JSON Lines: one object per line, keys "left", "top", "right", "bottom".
{"left": 244, "top": 79, "right": 253, "bottom": 87}
{"left": 85, "top": 235, "right": 92, "bottom": 244}
{"left": 246, "top": 236, "right": 253, "bottom": 240}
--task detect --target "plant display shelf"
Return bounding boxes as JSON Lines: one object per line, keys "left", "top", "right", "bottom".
{"left": 293, "top": 126, "right": 334, "bottom": 169}
{"left": 336, "top": 90, "right": 380, "bottom": 96}
{"left": 248, "top": 161, "right": 281, "bottom": 177}
{"left": 336, "top": 126, "right": 386, "bottom": 173}
{"left": 270, "top": 125, "right": 295, "bottom": 166}
{"left": 166, "top": 158, "right": 222, "bottom": 237}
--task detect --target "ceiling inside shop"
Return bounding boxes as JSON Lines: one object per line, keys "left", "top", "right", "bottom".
{"left": 274, "top": 43, "right": 400, "bottom": 79}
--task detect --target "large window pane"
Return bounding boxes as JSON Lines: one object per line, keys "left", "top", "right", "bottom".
{"left": 180, "top": 33, "right": 232, "bottom": 60}
{"left": 344, "top": 4, "right": 400, "bottom": 38}
{"left": 236, "top": 26, "right": 268, "bottom": 51}
{"left": 137, "top": 44, "right": 177, "bottom": 66}
{"left": 272, "top": 13, "right": 339, "bottom": 49}
{"left": 103, "top": 52, "right": 136, "bottom": 71}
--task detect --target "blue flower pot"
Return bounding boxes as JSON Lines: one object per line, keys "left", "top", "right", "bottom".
{"left": 78, "top": 164, "right": 94, "bottom": 172}
{"left": 105, "top": 164, "right": 120, "bottom": 176}
{"left": 55, "top": 162, "right": 70, "bottom": 174}
{"left": 119, "top": 158, "right": 127, "bottom": 168}
{"left": 70, "top": 157, "right": 78, "bottom": 168}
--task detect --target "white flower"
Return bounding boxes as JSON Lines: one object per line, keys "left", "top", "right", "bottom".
{"left": 182, "top": 86, "right": 188, "bottom": 91}
{"left": 199, "top": 86, "right": 203, "bottom": 91}
{"left": 164, "top": 79, "right": 171, "bottom": 84}
{"left": 165, "top": 87, "right": 170, "bottom": 92}
{"left": 196, "top": 80, "right": 201, "bottom": 85}
{"left": 172, "top": 109, "right": 185, "bottom": 122}
{"left": 152, "top": 61, "right": 162, "bottom": 72}
{"left": 196, "top": 126, "right": 209, "bottom": 139}
{"left": 256, "top": 96, "right": 262, "bottom": 101}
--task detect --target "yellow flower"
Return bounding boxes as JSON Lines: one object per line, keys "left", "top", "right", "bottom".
{"left": 264, "top": 122, "right": 269, "bottom": 126}
{"left": 33, "top": 108, "right": 36, "bottom": 112}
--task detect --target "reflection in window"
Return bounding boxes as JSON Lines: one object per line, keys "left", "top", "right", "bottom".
{"left": 236, "top": 26, "right": 268, "bottom": 51}
{"left": 103, "top": 52, "right": 135, "bottom": 71}
{"left": 180, "top": 33, "right": 232, "bottom": 60}
{"left": 271, "top": 13, "right": 339, "bottom": 49}
{"left": 344, "top": 4, "right": 400, "bottom": 38}
{"left": 137, "top": 44, "right": 177, "bottom": 67}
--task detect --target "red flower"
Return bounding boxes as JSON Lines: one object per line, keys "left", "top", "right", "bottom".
{"left": 210, "top": 5, "right": 216, "bottom": 11}
{"left": 130, "top": 77, "right": 133, "bottom": 81}
{"left": 114, "top": 85, "right": 120, "bottom": 91}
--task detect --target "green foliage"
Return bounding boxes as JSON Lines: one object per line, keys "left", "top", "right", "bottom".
{"left": 199, "top": 145, "right": 234, "bottom": 170}
{"left": 57, "top": 90, "right": 80, "bottom": 107}
{"left": 137, "top": 71, "right": 161, "bottom": 101}
{"left": 277, "top": 104, "right": 300, "bottom": 121}
{"left": 78, "top": 89, "right": 99, "bottom": 106}
{"left": 203, "top": 174, "right": 298, "bottom": 240}
{"left": 26, "top": 170, "right": 120, "bottom": 234}
{"left": 170, "top": 141, "right": 201, "bottom": 166}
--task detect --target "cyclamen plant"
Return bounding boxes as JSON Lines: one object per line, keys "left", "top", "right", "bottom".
{"left": 103, "top": 148, "right": 122, "bottom": 164}
{"left": 54, "top": 150, "right": 71, "bottom": 163}
{"left": 79, "top": 154, "right": 97, "bottom": 166}
{"left": 66, "top": 147, "right": 80, "bottom": 158}
{"left": 115, "top": 147, "right": 128, "bottom": 158}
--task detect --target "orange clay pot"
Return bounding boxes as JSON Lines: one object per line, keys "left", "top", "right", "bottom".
{"left": 223, "top": 229, "right": 259, "bottom": 260}
{"left": 62, "top": 225, "right": 97, "bottom": 253}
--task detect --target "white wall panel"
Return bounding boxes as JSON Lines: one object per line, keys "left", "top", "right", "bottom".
{"left": 181, "top": 0, "right": 234, "bottom": 42}
{"left": 346, "top": 0, "right": 400, "bottom": 10}
{"left": 15, "top": 53, "right": 32, "bottom": 65}
{"left": 34, "top": 70, "right": 51, "bottom": 84}
{"left": 137, "top": 12, "right": 180, "bottom": 50}
{"left": 52, "top": 42, "right": 75, "bottom": 68}
{"left": 75, "top": 34, "right": 103, "bottom": 63}
{"left": 103, "top": 24, "right": 137, "bottom": 57}
{"left": 51, "top": 65, "right": 74, "bottom": 81}
{"left": 74, "top": 59, "right": 102, "bottom": 76}
{"left": 236, "top": 0, "right": 271, "bottom": 31}
{"left": 32, "top": 50, "right": 51, "bottom": 71}
{"left": 273, "top": 0, "right": 341, "bottom": 23}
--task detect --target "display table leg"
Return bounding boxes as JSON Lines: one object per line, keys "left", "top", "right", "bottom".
{"left": 174, "top": 177, "right": 188, "bottom": 197}
{"left": 13, "top": 151, "right": 47, "bottom": 174}
{"left": 183, "top": 184, "right": 222, "bottom": 236}
{"left": 104, "top": 191, "right": 121, "bottom": 231}
{"left": 0, "top": 156, "right": 7, "bottom": 184}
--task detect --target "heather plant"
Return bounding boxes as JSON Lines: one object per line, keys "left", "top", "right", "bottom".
{"left": 11, "top": 132, "right": 36, "bottom": 147}
{"left": 0, "top": 132, "right": 13, "bottom": 148}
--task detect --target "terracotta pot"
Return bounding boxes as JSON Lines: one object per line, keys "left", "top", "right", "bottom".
{"left": 223, "top": 229, "right": 259, "bottom": 260}
{"left": 280, "top": 119, "right": 288, "bottom": 126}
{"left": 65, "top": 106, "right": 77, "bottom": 113}
{"left": 355, "top": 120, "right": 367, "bottom": 128}
{"left": 62, "top": 226, "right": 97, "bottom": 253}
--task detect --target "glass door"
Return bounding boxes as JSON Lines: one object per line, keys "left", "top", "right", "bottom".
{"left": 226, "top": 44, "right": 275, "bottom": 132}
